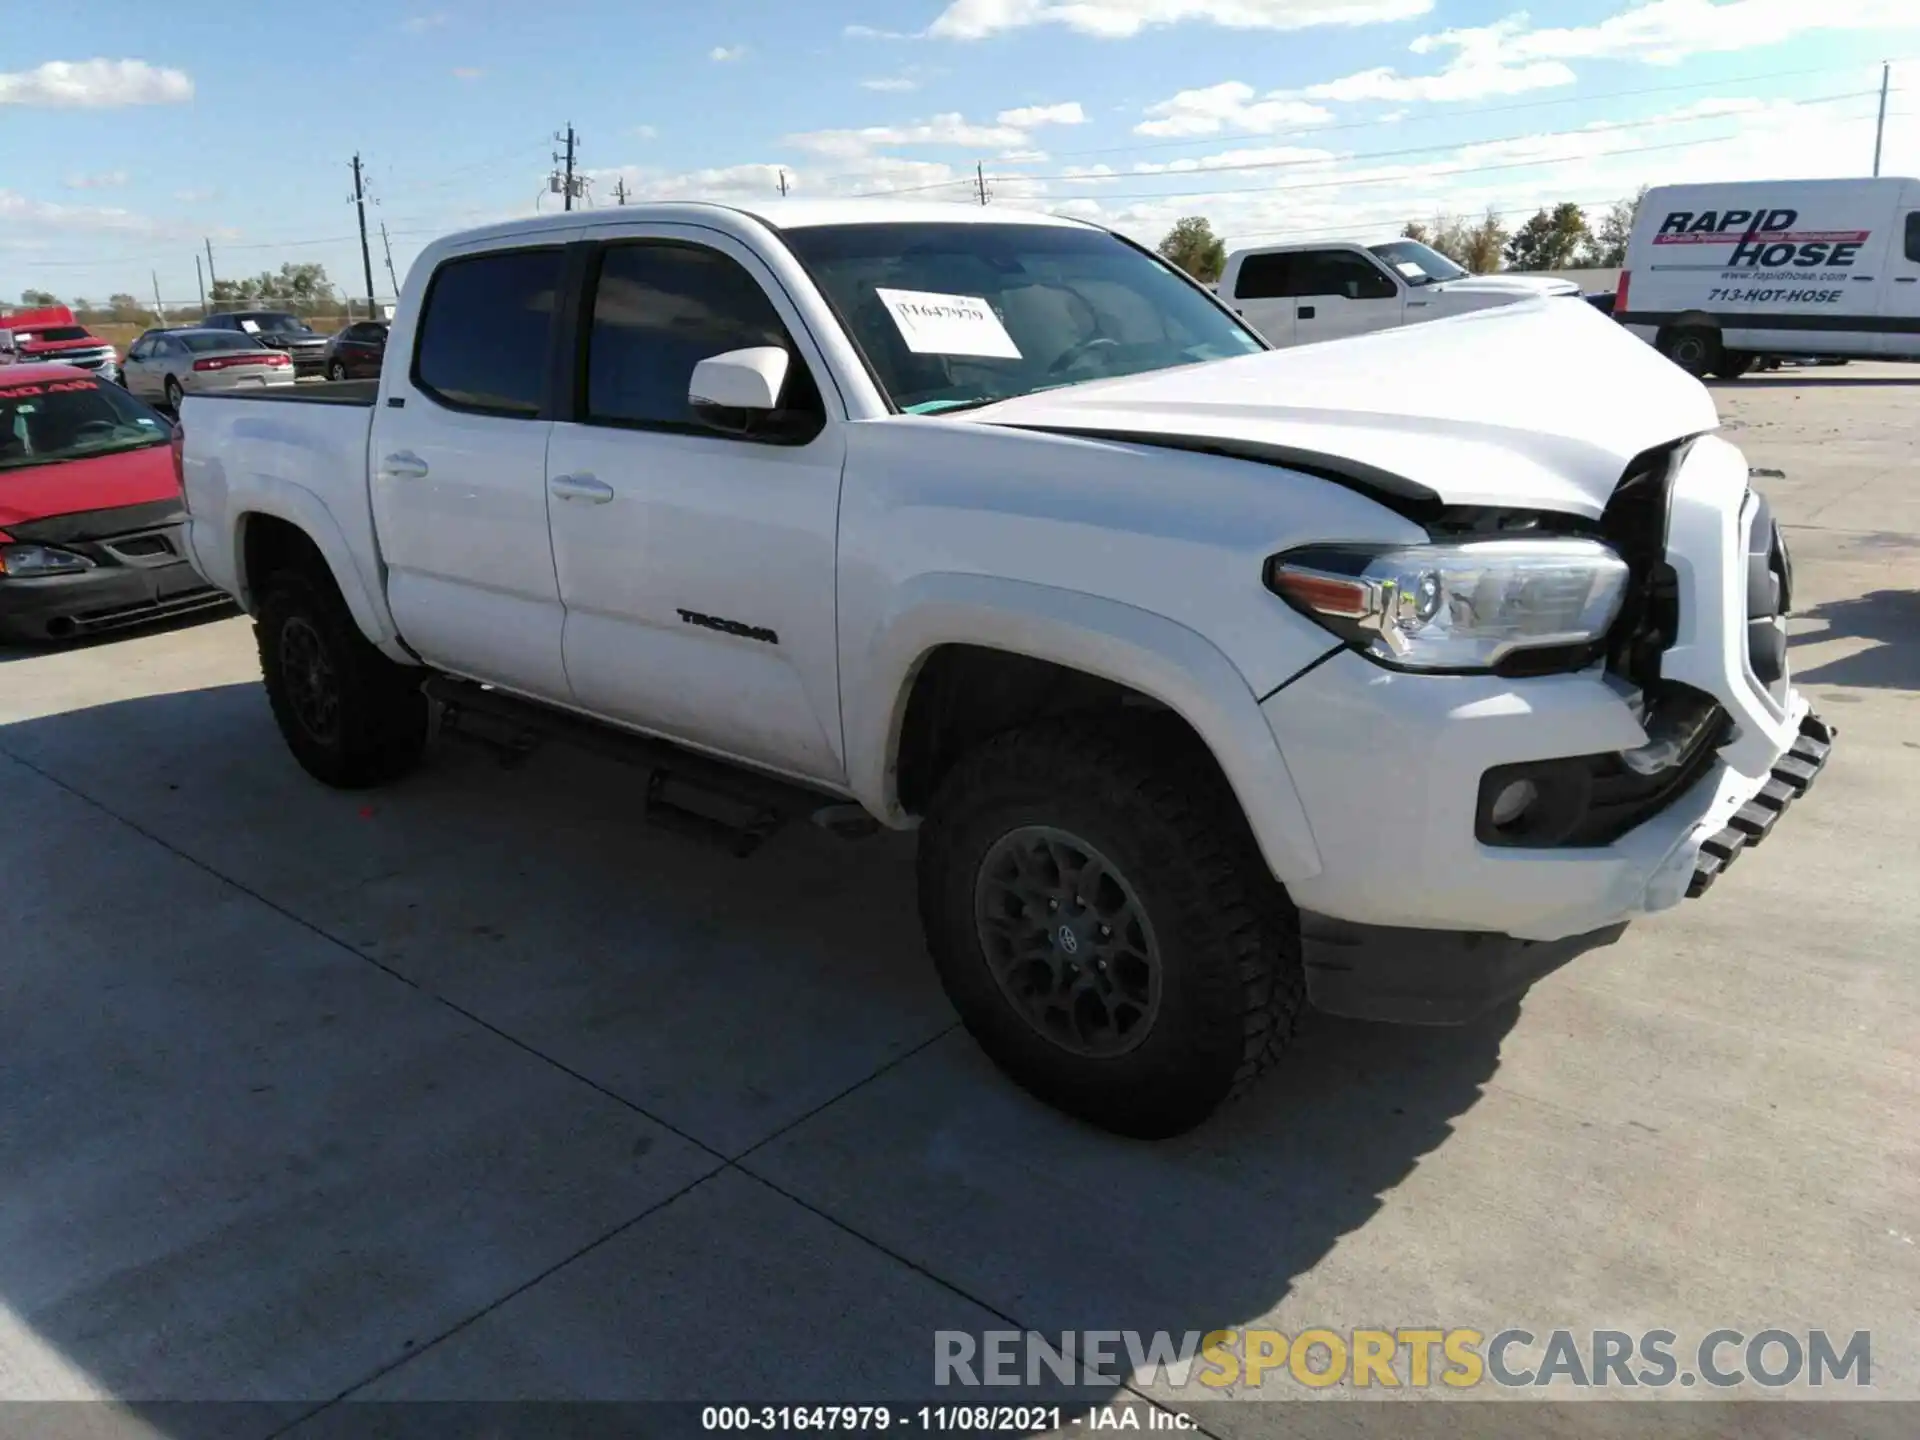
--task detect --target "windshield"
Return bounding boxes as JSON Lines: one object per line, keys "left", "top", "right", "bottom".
{"left": 24, "top": 326, "right": 93, "bottom": 343}
{"left": 0, "top": 376, "right": 171, "bottom": 472}
{"left": 180, "top": 332, "right": 264, "bottom": 353}
{"left": 1367, "top": 240, "right": 1469, "bottom": 286}
{"left": 240, "top": 313, "right": 311, "bottom": 333}
{"left": 781, "top": 222, "right": 1264, "bottom": 414}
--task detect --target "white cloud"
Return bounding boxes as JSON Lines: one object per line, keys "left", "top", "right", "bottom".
{"left": 709, "top": 45, "right": 747, "bottom": 62}
{"left": 0, "top": 191, "right": 156, "bottom": 235}
{"left": 1136, "top": 82, "right": 1332, "bottom": 136}
{"left": 402, "top": 12, "right": 450, "bottom": 33}
{"left": 174, "top": 187, "right": 218, "bottom": 203}
{"left": 451, "top": 67, "right": 485, "bottom": 80}
{"left": 788, "top": 111, "right": 1031, "bottom": 158}
{"left": 64, "top": 171, "right": 131, "bottom": 190}
{"left": 0, "top": 59, "right": 193, "bottom": 107}
{"left": 631, "top": 124, "right": 659, "bottom": 139}
{"left": 929, "top": 0, "right": 1432, "bottom": 40}
{"left": 1289, "top": 21, "right": 1575, "bottom": 104}
{"left": 845, "top": 23, "right": 920, "bottom": 39}
{"left": 997, "top": 148, "right": 1051, "bottom": 162}
{"left": 1417, "top": 0, "right": 1920, "bottom": 68}
{"left": 863, "top": 76, "right": 920, "bottom": 91}
{"left": 996, "top": 101, "right": 1086, "bottom": 127}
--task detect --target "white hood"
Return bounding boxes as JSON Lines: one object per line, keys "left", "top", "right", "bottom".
{"left": 1430, "top": 273, "right": 1582, "bottom": 299}
{"left": 970, "top": 297, "right": 1717, "bottom": 519}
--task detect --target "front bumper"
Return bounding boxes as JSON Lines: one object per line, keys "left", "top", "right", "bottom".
{"left": 1295, "top": 712, "right": 1834, "bottom": 1023}
{"left": 1260, "top": 434, "right": 1832, "bottom": 1022}
{"left": 0, "top": 505, "right": 232, "bottom": 643}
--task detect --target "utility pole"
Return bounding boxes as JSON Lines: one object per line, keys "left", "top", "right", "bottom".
{"left": 203, "top": 237, "right": 218, "bottom": 292}
{"left": 351, "top": 154, "right": 377, "bottom": 313}
{"left": 975, "top": 162, "right": 989, "bottom": 206}
{"left": 778, "top": 168, "right": 789, "bottom": 197}
{"left": 614, "top": 177, "right": 630, "bottom": 205}
{"left": 379, "top": 221, "right": 400, "bottom": 302}
{"left": 194, "top": 254, "right": 207, "bottom": 317}
{"left": 556, "top": 124, "right": 577, "bottom": 211}
{"left": 151, "top": 271, "right": 167, "bottom": 322}
{"left": 1873, "top": 61, "right": 1890, "bottom": 177}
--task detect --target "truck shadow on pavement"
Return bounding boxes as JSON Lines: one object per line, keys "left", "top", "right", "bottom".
{"left": 1794, "top": 588, "right": 1920, "bottom": 691}
{"left": 0, "top": 680, "right": 1515, "bottom": 1436}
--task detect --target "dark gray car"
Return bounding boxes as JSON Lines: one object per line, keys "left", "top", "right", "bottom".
{"left": 201, "top": 310, "right": 330, "bottom": 376}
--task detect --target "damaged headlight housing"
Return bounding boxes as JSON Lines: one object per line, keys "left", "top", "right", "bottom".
{"left": 1267, "top": 537, "right": 1629, "bottom": 673}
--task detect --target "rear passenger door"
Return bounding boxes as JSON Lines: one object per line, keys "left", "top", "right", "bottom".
{"left": 1286, "top": 249, "right": 1405, "bottom": 345}
{"left": 369, "top": 238, "right": 578, "bottom": 703}
{"left": 1225, "top": 253, "right": 1297, "bottom": 346}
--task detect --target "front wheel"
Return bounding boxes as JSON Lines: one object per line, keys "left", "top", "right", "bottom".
{"left": 163, "top": 375, "right": 183, "bottom": 412}
{"left": 917, "top": 715, "right": 1304, "bottom": 1138}
{"left": 327, "top": 360, "right": 347, "bottom": 381}
{"left": 256, "top": 567, "right": 427, "bottom": 788}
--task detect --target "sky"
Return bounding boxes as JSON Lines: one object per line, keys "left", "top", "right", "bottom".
{"left": 6, "top": 0, "right": 1920, "bottom": 306}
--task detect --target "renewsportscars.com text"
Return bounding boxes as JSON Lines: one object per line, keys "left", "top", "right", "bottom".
{"left": 934, "top": 1328, "right": 1872, "bottom": 1391}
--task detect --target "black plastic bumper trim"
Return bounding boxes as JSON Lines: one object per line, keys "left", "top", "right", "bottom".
{"left": 1299, "top": 912, "right": 1628, "bottom": 1026}
{"left": 1686, "top": 712, "right": 1834, "bottom": 898}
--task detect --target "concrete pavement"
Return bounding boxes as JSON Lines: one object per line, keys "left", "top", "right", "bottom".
{"left": 2, "top": 366, "right": 1916, "bottom": 1437}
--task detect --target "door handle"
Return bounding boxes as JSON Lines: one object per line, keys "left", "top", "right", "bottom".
{"left": 549, "top": 472, "right": 614, "bottom": 504}
{"left": 379, "top": 451, "right": 429, "bottom": 481}
{"left": 1897, "top": 276, "right": 1918, "bottom": 283}
{"left": 1298, "top": 305, "right": 1316, "bottom": 320}
{"left": 1407, "top": 299, "right": 1431, "bottom": 308}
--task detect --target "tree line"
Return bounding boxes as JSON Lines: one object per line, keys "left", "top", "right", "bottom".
{"left": 9, "top": 263, "right": 343, "bottom": 326}
{"left": 1157, "top": 188, "right": 1647, "bottom": 282}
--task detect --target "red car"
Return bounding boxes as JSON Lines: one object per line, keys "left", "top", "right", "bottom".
{"left": 0, "top": 363, "right": 229, "bottom": 643}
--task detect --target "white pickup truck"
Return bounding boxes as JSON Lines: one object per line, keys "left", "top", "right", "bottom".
{"left": 178, "top": 199, "right": 1832, "bottom": 1137}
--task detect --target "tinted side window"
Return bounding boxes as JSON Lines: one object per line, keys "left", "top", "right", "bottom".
{"left": 414, "top": 248, "right": 563, "bottom": 417}
{"left": 1291, "top": 250, "right": 1398, "bottom": 300}
{"left": 585, "top": 242, "right": 821, "bottom": 438}
{"left": 1907, "top": 212, "right": 1920, "bottom": 263}
{"left": 1232, "top": 253, "right": 1294, "bottom": 301}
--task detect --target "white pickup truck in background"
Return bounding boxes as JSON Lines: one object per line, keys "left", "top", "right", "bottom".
{"left": 1218, "top": 237, "right": 1581, "bottom": 346}
{"left": 178, "top": 200, "right": 1832, "bottom": 1137}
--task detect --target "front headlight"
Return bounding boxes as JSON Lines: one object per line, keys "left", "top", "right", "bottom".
{"left": 0, "top": 543, "right": 97, "bottom": 578}
{"left": 1267, "top": 537, "right": 1629, "bottom": 672}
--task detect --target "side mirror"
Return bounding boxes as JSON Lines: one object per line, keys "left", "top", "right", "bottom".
{"left": 689, "top": 346, "right": 789, "bottom": 430}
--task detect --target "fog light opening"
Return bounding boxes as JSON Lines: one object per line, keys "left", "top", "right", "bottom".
{"left": 1489, "top": 778, "right": 1540, "bottom": 830}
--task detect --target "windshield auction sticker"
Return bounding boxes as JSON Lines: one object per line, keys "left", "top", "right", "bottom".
{"left": 875, "top": 288, "right": 1022, "bottom": 359}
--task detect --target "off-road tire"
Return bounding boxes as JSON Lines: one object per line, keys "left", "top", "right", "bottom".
{"left": 256, "top": 566, "right": 427, "bottom": 788}
{"left": 917, "top": 714, "right": 1305, "bottom": 1138}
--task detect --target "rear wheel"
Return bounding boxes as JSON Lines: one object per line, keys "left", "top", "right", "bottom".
{"left": 917, "top": 714, "right": 1305, "bottom": 1138}
{"left": 1711, "top": 351, "right": 1756, "bottom": 380}
{"left": 1658, "top": 325, "right": 1720, "bottom": 378}
{"left": 327, "top": 359, "right": 347, "bottom": 381}
{"left": 256, "top": 567, "right": 427, "bottom": 788}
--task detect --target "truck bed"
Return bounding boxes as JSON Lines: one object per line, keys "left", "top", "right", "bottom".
{"left": 193, "top": 378, "right": 380, "bottom": 406}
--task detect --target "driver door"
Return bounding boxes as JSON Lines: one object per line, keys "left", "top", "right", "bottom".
{"left": 543, "top": 227, "right": 849, "bottom": 784}
{"left": 1287, "top": 249, "right": 1406, "bottom": 345}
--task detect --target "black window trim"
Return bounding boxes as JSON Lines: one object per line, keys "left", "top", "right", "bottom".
{"left": 562, "top": 234, "right": 829, "bottom": 447}
{"left": 408, "top": 241, "right": 570, "bottom": 421}
{"left": 1906, "top": 211, "right": 1920, "bottom": 264}
{"left": 1285, "top": 246, "right": 1402, "bottom": 302}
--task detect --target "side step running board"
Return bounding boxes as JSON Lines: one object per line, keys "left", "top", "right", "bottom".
{"left": 424, "top": 676, "right": 850, "bottom": 858}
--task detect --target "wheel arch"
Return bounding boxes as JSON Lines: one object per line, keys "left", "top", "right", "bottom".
{"left": 846, "top": 573, "right": 1324, "bottom": 885}
{"left": 231, "top": 494, "right": 410, "bottom": 663}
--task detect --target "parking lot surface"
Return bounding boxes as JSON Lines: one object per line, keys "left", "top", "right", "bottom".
{"left": 3, "top": 366, "right": 1917, "bottom": 1437}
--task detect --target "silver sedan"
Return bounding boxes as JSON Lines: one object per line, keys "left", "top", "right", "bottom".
{"left": 121, "top": 328, "right": 296, "bottom": 411}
